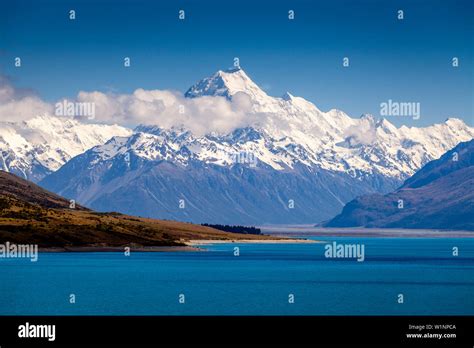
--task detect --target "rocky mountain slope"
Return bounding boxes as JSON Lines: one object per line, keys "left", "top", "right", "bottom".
{"left": 324, "top": 140, "right": 474, "bottom": 230}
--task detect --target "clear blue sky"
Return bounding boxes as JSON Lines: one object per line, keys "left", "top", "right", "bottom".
{"left": 1, "top": 0, "right": 472, "bottom": 126}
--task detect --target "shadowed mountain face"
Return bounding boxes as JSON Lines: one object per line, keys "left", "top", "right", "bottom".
{"left": 324, "top": 140, "right": 474, "bottom": 231}
{"left": 39, "top": 156, "right": 400, "bottom": 225}
{"left": 401, "top": 140, "right": 474, "bottom": 189}
{"left": 0, "top": 170, "right": 274, "bottom": 247}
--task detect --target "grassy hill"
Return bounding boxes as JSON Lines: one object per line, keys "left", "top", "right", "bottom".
{"left": 0, "top": 171, "right": 274, "bottom": 248}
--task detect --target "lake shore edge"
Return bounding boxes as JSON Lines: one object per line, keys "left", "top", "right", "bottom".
{"left": 186, "top": 238, "right": 318, "bottom": 245}
{"left": 36, "top": 236, "right": 316, "bottom": 252}
{"left": 262, "top": 226, "right": 474, "bottom": 238}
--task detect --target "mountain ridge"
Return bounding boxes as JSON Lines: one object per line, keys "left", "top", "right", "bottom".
{"left": 324, "top": 139, "right": 474, "bottom": 230}
{"left": 0, "top": 115, "right": 131, "bottom": 182}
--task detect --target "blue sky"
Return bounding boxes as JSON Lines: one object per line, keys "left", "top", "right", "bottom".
{"left": 0, "top": 0, "right": 472, "bottom": 126}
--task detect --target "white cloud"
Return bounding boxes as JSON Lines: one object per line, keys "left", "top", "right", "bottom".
{"left": 76, "top": 89, "right": 254, "bottom": 136}
{"left": 0, "top": 74, "right": 255, "bottom": 135}
{"left": 0, "top": 75, "right": 53, "bottom": 122}
{"left": 343, "top": 117, "right": 377, "bottom": 145}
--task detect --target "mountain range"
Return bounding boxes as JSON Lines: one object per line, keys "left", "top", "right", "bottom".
{"left": 0, "top": 115, "right": 131, "bottom": 182}
{"left": 324, "top": 139, "right": 474, "bottom": 230}
{"left": 2, "top": 68, "right": 473, "bottom": 224}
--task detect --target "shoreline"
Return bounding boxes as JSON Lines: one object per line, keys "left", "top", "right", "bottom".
{"left": 27, "top": 225, "right": 474, "bottom": 254}
{"left": 32, "top": 226, "right": 474, "bottom": 253}
{"left": 261, "top": 226, "right": 474, "bottom": 238}
{"left": 186, "top": 238, "right": 317, "bottom": 245}
{"left": 36, "top": 237, "right": 317, "bottom": 252}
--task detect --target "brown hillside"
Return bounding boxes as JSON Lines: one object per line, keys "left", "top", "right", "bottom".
{"left": 0, "top": 170, "right": 274, "bottom": 248}
{"left": 0, "top": 170, "right": 88, "bottom": 210}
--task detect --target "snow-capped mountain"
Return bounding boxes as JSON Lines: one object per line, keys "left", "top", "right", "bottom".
{"left": 39, "top": 68, "right": 474, "bottom": 224}
{"left": 186, "top": 68, "right": 473, "bottom": 178}
{"left": 0, "top": 115, "right": 131, "bottom": 181}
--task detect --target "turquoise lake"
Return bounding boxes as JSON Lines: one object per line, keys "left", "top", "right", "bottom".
{"left": 0, "top": 237, "right": 473, "bottom": 315}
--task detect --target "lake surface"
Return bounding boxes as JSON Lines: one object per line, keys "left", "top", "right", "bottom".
{"left": 1, "top": 237, "right": 473, "bottom": 315}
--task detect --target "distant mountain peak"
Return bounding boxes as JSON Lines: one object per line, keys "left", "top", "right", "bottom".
{"left": 445, "top": 117, "right": 468, "bottom": 128}
{"left": 185, "top": 67, "right": 269, "bottom": 101}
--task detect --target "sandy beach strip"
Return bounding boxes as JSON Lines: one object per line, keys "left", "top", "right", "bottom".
{"left": 36, "top": 237, "right": 317, "bottom": 252}
{"left": 186, "top": 238, "right": 317, "bottom": 246}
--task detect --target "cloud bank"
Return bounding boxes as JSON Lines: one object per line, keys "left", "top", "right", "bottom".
{"left": 0, "top": 75, "right": 254, "bottom": 135}
{"left": 77, "top": 89, "right": 253, "bottom": 135}
{"left": 343, "top": 117, "right": 377, "bottom": 145}
{"left": 0, "top": 75, "right": 53, "bottom": 122}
